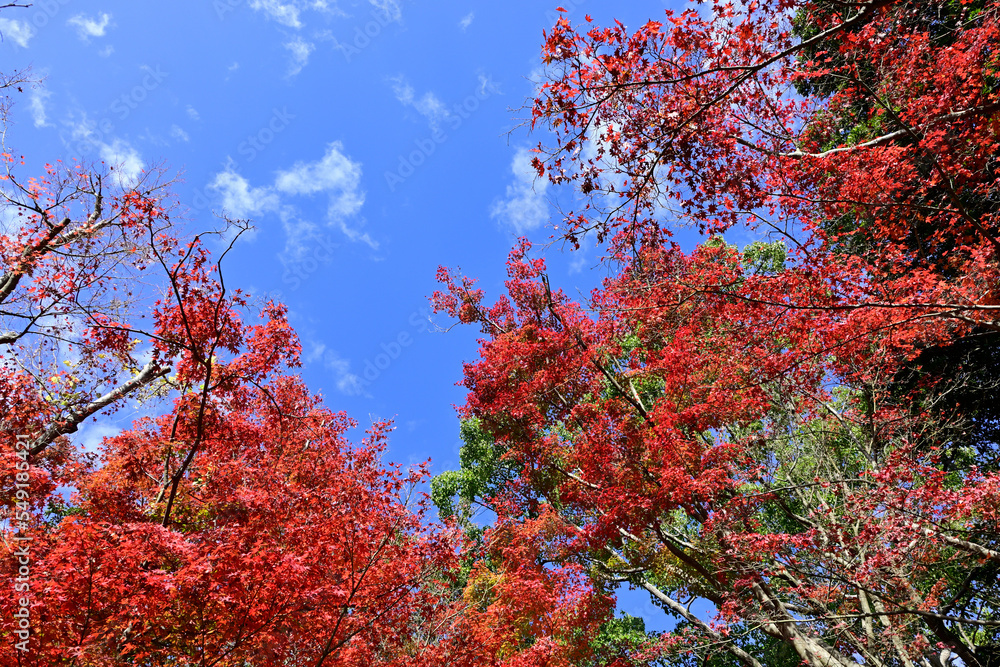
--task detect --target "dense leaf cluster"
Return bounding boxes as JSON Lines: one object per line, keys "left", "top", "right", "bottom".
{"left": 431, "top": 0, "right": 1000, "bottom": 665}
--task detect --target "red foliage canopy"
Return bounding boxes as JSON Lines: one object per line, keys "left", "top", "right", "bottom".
{"left": 0, "top": 161, "right": 461, "bottom": 666}
{"left": 433, "top": 1, "right": 1000, "bottom": 665}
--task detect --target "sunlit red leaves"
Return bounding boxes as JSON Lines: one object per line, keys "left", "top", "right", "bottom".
{"left": 442, "top": 509, "right": 611, "bottom": 667}
{"left": 532, "top": 0, "right": 1000, "bottom": 295}
{"left": 1, "top": 163, "right": 467, "bottom": 665}
{"left": 3, "top": 371, "right": 461, "bottom": 665}
{"left": 454, "top": 2, "right": 1000, "bottom": 664}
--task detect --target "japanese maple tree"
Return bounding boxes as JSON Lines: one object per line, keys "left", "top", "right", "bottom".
{"left": 432, "top": 0, "right": 1000, "bottom": 666}
{"left": 0, "top": 75, "right": 462, "bottom": 666}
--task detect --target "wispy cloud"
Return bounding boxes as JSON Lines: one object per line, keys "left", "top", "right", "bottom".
{"left": 29, "top": 85, "right": 52, "bottom": 128}
{"left": 169, "top": 125, "right": 190, "bottom": 142}
{"left": 276, "top": 143, "right": 360, "bottom": 199}
{"left": 307, "top": 342, "right": 366, "bottom": 396}
{"left": 284, "top": 37, "right": 314, "bottom": 76}
{"left": 209, "top": 142, "right": 373, "bottom": 255}
{"left": 208, "top": 168, "right": 280, "bottom": 219}
{"left": 276, "top": 142, "right": 373, "bottom": 248}
{"left": 369, "top": 0, "right": 402, "bottom": 22}
{"left": 390, "top": 76, "right": 452, "bottom": 131}
{"left": 0, "top": 18, "right": 34, "bottom": 48}
{"left": 248, "top": 0, "right": 333, "bottom": 28}
{"left": 249, "top": 0, "right": 303, "bottom": 28}
{"left": 67, "top": 116, "right": 144, "bottom": 183}
{"left": 477, "top": 73, "right": 502, "bottom": 98}
{"left": 459, "top": 12, "right": 474, "bottom": 30}
{"left": 67, "top": 13, "right": 113, "bottom": 41}
{"left": 491, "top": 147, "right": 549, "bottom": 233}
{"left": 100, "top": 139, "right": 144, "bottom": 183}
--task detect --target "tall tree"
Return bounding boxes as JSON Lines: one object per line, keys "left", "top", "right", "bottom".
{"left": 433, "top": 0, "right": 1000, "bottom": 665}
{"left": 435, "top": 237, "right": 1000, "bottom": 667}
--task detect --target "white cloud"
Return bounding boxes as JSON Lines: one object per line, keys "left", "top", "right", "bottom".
{"left": 100, "top": 139, "right": 143, "bottom": 183}
{"left": 67, "top": 117, "right": 144, "bottom": 184}
{"left": 332, "top": 221, "right": 375, "bottom": 248}
{"left": 248, "top": 0, "right": 332, "bottom": 28}
{"left": 208, "top": 168, "right": 280, "bottom": 219}
{"left": 491, "top": 147, "right": 549, "bottom": 233}
{"left": 98, "top": 44, "right": 115, "bottom": 57}
{"left": 186, "top": 105, "right": 200, "bottom": 121}
{"left": 275, "top": 141, "right": 362, "bottom": 205}
{"left": 276, "top": 142, "right": 374, "bottom": 248}
{"left": 277, "top": 209, "right": 320, "bottom": 257}
{"left": 249, "top": 0, "right": 302, "bottom": 27}
{"left": 390, "top": 76, "right": 452, "bottom": 131}
{"left": 0, "top": 200, "right": 31, "bottom": 232}
{"left": 0, "top": 18, "right": 34, "bottom": 48}
{"left": 477, "top": 73, "right": 502, "bottom": 98}
{"left": 569, "top": 250, "right": 589, "bottom": 274}
{"left": 304, "top": 341, "right": 326, "bottom": 363}
{"left": 459, "top": 12, "right": 474, "bottom": 30}
{"left": 67, "top": 13, "right": 113, "bottom": 40}
{"left": 29, "top": 86, "right": 52, "bottom": 128}
{"left": 170, "top": 125, "right": 190, "bottom": 142}
{"left": 210, "top": 142, "right": 373, "bottom": 254}
{"left": 284, "top": 37, "right": 314, "bottom": 77}
{"left": 369, "top": 0, "right": 401, "bottom": 22}
{"left": 307, "top": 343, "right": 366, "bottom": 396}
{"left": 391, "top": 78, "right": 414, "bottom": 104}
